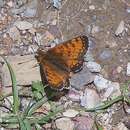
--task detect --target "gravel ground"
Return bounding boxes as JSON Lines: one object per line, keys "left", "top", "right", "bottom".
{"left": 0, "top": 0, "right": 130, "bottom": 130}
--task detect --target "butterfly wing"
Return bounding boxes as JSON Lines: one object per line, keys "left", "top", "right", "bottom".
{"left": 46, "top": 35, "right": 88, "bottom": 72}
{"left": 38, "top": 59, "right": 69, "bottom": 89}
{"left": 36, "top": 35, "right": 88, "bottom": 89}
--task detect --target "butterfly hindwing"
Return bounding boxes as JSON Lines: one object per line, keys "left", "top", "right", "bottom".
{"left": 39, "top": 59, "right": 69, "bottom": 89}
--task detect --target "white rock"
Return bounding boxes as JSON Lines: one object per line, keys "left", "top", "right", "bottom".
{"left": 68, "top": 89, "right": 81, "bottom": 102}
{"left": 53, "top": 0, "right": 61, "bottom": 9}
{"left": 103, "top": 86, "right": 114, "bottom": 98}
{"left": 125, "top": 108, "right": 130, "bottom": 114}
{"left": 115, "top": 21, "right": 125, "bottom": 36}
{"left": 103, "top": 82, "right": 121, "bottom": 99}
{"left": 55, "top": 117, "right": 74, "bottom": 130}
{"left": 86, "top": 61, "right": 101, "bottom": 72}
{"left": 1, "top": 55, "right": 41, "bottom": 86}
{"left": 127, "top": 62, "right": 130, "bottom": 76}
{"left": 80, "top": 88, "right": 100, "bottom": 109}
{"left": 63, "top": 109, "right": 79, "bottom": 117}
{"left": 116, "top": 66, "right": 123, "bottom": 73}
{"left": 14, "top": 21, "right": 33, "bottom": 30}
{"left": 94, "top": 75, "right": 111, "bottom": 91}
{"left": 89, "top": 5, "right": 95, "bottom": 10}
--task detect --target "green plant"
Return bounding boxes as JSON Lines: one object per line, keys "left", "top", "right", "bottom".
{"left": 0, "top": 57, "right": 63, "bottom": 130}
{"left": 0, "top": 56, "right": 130, "bottom": 130}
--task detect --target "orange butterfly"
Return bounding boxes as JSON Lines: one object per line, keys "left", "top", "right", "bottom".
{"left": 36, "top": 35, "right": 88, "bottom": 90}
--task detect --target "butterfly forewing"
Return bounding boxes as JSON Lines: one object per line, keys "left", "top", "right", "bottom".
{"left": 47, "top": 35, "right": 88, "bottom": 72}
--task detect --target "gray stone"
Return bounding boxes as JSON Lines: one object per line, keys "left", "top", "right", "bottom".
{"left": 99, "top": 49, "right": 112, "bottom": 60}
{"left": 55, "top": 117, "right": 74, "bottom": 130}
{"left": 14, "top": 21, "right": 33, "bottom": 30}
{"left": 94, "top": 75, "right": 111, "bottom": 91}
{"left": 23, "top": 0, "right": 38, "bottom": 17}
{"left": 70, "top": 65, "right": 95, "bottom": 90}
{"left": 23, "top": 8, "right": 36, "bottom": 17}
{"left": 80, "top": 88, "right": 100, "bottom": 109}
{"left": 86, "top": 61, "right": 101, "bottom": 73}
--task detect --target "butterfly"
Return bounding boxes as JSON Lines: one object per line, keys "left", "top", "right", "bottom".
{"left": 36, "top": 35, "right": 88, "bottom": 90}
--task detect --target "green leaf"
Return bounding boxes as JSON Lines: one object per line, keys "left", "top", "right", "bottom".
{"left": 23, "top": 119, "right": 32, "bottom": 130}
{"left": 38, "top": 107, "right": 63, "bottom": 124}
{"left": 1, "top": 56, "right": 20, "bottom": 114}
{"left": 27, "top": 97, "right": 48, "bottom": 116}
{"left": 32, "top": 81, "right": 44, "bottom": 100}
{"left": 18, "top": 117, "right": 26, "bottom": 130}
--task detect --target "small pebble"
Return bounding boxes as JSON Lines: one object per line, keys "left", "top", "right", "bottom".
{"left": 94, "top": 75, "right": 111, "bottom": 91}
{"left": 86, "top": 61, "right": 101, "bottom": 73}
{"left": 68, "top": 89, "right": 81, "bottom": 102}
{"left": 116, "top": 66, "right": 123, "bottom": 73}
{"left": 127, "top": 62, "right": 130, "bottom": 76}
{"left": 115, "top": 20, "right": 125, "bottom": 36}
{"left": 73, "top": 116, "right": 94, "bottom": 130}
{"left": 126, "top": 7, "right": 130, "bottom": 13}
{"left": 80, "top": 88, "right": 100, "bottom": 109}
{"left": 89, "top": 5, "right": 95, "bottom": 10}
{"left": 14, "top": 21, "right": 33, "bottom": 30}
{"left": 53, "top": 0, "right": 61, "bottom": 9}
{"left": 55, "top": 117, "right": 74, "bottom": 130}
{"left": 103, "top": 82, "right": 121, "bottom": 99}
{"left": 23, "top": 8, "right": 36, "bottom": 17}
{"left": 63, "top": 109, "right": 79, "bottom": 117}
{"left": 99, "top": 49, "right": 112, "bottom": 60}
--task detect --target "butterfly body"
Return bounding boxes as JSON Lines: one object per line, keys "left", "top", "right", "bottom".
{"left": 36, "top": 35, "right": 88, "bottom": 90}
